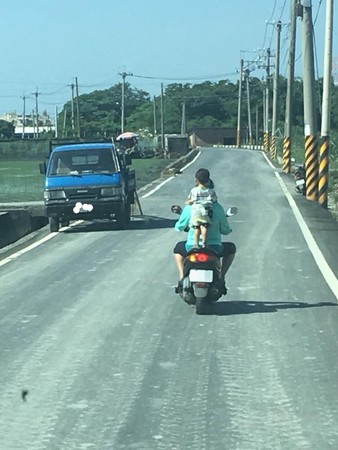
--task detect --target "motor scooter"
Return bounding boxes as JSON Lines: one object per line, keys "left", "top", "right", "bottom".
{"left": 171, "top": 205, "right": 237, "bottom": 314}
{"left": 291, "top": 158, "right": 306, "bottom": 195}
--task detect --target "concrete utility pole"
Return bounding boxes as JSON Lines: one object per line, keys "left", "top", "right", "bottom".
{"left": 160, "top": 83, "right": 165, "bottom": 151}
{"left": 75, "top": 76, "right": 81, "bottom": 138}
{"left": 153, "top": 96, "right": 157, "bottom": 135}
{"left": 32, "top": 87, "right": 40, "bottom": 138}
{"left": 283, "top": 0, "right": 299, "bottom": 173}
{"left": 21, "top": 95, "right": 28, "bottom": 139}
{"left": 318, "top": 0, "right": 334, "bottom": 208}
{"left": 245, "top": 69, "right": 253, "bottom": 146}
{"left": 55, "top": 106, "right": 58, "bottom": 138}
{"left": 301, "top": 0, "right": 318, "bottom": 201}
{"left": 181, "top": 101, "right": 186, "bottom": 135}
{"left": 264, "top": 48, "right": 271, "bottom": 153}
{"left": 70, "top": 81, "right": 75, "bottom": 134}
{"left": 119, "top": 71, "right": 133, "bottom": 134}
{"left": 271, "top": 21, "right": 282, "bottom": 161}
{"left": 236, "top": 58, "right": 244, "bottom": 147}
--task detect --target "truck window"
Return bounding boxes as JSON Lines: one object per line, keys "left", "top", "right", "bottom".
{"left": 48, "top": 148, "right": 117, "bottom": 175}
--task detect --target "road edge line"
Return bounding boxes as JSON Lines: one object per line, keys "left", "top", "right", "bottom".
{"left": 275, "top": 171, "right": 338, "bottom": 301}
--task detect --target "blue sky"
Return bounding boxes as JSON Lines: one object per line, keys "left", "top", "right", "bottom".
{"left": 0, "top": 0, "right": 336, "bottom": 119}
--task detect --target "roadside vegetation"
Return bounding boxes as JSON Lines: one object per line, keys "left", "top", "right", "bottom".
{"left": 1, "top": 76, "right": 338, "bottom": 201}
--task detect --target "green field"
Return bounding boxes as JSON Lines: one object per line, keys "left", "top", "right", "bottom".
{"left": 0, "top": 158, "right": 170, "bottom": 203}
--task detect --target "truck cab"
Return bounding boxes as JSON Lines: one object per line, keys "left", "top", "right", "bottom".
{"left": 40, "top": 141, "right": 136, "bottom": 232}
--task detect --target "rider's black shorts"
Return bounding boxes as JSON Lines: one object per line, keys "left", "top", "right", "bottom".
{"left": 173, "top": 241, "right": 236, "bottom": 258}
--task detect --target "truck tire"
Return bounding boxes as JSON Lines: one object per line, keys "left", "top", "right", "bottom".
{"left": 49, "top": 217, "right": 60, "bottom": 232}
{"left": 115, "top": 206, "right": 126, "bottom": 230}
{"left": 125, "top": 203, "right": 131, "bottom": 224}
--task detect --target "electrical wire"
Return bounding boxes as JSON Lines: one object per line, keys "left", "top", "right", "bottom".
{"left": 131, "top": 73, "right": 238, "bottom": 81}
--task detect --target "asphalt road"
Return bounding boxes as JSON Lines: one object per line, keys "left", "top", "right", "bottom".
{"left": 1, "top": 148, "right": 338, "bottom": 450}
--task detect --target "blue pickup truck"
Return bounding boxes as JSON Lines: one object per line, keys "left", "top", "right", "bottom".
{"left": 40, "top": 141, "right": 136, "bottom": 232}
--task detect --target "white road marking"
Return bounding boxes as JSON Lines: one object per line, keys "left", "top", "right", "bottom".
{"left": 140, "top": 151, "right": 201, "bottom": 199}
{"left": 0, "top": 220, "right": 83, "bottom": 267}
{"left": 275, "top": 171, "right": 338, "bottom": 301}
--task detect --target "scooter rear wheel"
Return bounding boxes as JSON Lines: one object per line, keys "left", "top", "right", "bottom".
{"left": 196, "top": 296, "right": 208, "bottom": 315}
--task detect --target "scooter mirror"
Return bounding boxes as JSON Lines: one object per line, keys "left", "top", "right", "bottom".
{"left": 226, "top": 206, "right": 238, "bottom": 217}
{"left": 171, "top": 205, "right": 182, "bottom": 215}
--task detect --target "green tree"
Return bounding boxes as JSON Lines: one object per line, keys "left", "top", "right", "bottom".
{"left": 0, "top": 119, "right": 14, "bottom": 138}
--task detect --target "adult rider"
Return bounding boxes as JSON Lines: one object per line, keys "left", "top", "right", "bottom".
{"left": 173, "top": 202, "right": 236, "bottom": 295}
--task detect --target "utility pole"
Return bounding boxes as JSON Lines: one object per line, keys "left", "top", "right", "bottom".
{"left": 301, "top": 0, "right": 318, "bottom": 201}
{"left": 245, "top": 69, "right": 253, "bottom": 146}
{"left": 32, "top": 87, "right": 40, "bottom": 138}
{"left": 283, "top": 0, "right": 299, "bottom": 173}
{"left": 75, "top": 76, "right": 81, "bottom": 138}
{"left": 318, "top": 0, "right": 334, "bottom": 208}
{"left": 153, "top": 96, "right": 157, "bottom": 135}
{"left": 70, "top": 81, "right": 75, "bottom": 134}
{"left": 21, "top": 95, "right": 28, "bottom": 139}
{"left": 255, "top": 104, "right": 259, "bottom": 149}
{"left": 271, "top": 20, "right": 282, "bottom": 160}
{"left": 160, "top": 83, "right": 165, "bottom": 151}
{"left": 119, "top": 71, "right": 133, "bottom": 134}
{"left": 55, "top": 106, "right": 58, "bottom": 138}
{"left": 264, "top": 48, "right": 271, "bottom": 153}
{"left": 32, "top": 110, "right": 36, "bottom": 138}
{"left": 62, "top": 109, "right": 67, "bottom": 138}
{"left": 236, "top": 58, "right": 244, "bottom": 147}
{"left": 181, "top": 100, "right": 186, "bottom": 135}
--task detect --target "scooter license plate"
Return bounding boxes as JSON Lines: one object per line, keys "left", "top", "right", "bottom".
{"left": 189, "top": 269, "right": 213, "bottom": 283}
{"left": 296, "top": 179, "right": 305, "bottom": 186}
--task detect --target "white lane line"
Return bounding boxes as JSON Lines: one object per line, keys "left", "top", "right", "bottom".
{"left": 0, "top": 233, "right": 56, "bottom": 267}
{"left": 262, "top": 151, "right": 276, "bottom": 169}
{"left": 0, "top": 220, "right": 83, "bottom": 267}
{"left": 141, "top": 176, "right": 175, "bottom": 198}
{"left": 275, "top": 171, "right": 338, "bottom": 301}
{"left": 141, "top": 151, "right": 201, "bottom": 199}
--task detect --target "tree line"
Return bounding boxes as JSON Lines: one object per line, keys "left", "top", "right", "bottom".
{"left": 1, "top": 77, "right": 338, "bottom": 148}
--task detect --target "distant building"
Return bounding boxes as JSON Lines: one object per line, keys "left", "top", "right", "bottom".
{"left": 0, "top": 110, "right": 55, "bottom": 138}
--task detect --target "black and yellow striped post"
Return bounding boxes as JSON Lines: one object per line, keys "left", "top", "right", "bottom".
{"left": 263, "top": 132, "right": 269, "bottom": 153}
{"left": 270, "top": 135, "right": 276, "bottom": 160}
{"left": 318, "top": 136, "right": 329, "bottom": 208}
{"left": 236, "top": 128, "right": 241, "bottom": 148}
{"left": 304, "top": 135, "right": 318, "bottom": 201}
{"left": 282, "top": 137, "right": 291, "bottom": 173}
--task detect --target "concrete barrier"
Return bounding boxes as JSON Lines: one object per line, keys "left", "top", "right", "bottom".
{"left": 0, "top": 202, "right": 47, "bottom": 249}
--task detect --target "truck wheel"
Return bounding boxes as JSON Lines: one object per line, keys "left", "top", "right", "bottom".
{"left": 125, "top": 203, "right": 131, "bottom": 224}
{"left": 49, "top": 217, "right": 60, "bottom": 232}
{"left": 115, "top": 207, "right": 126, "bottom": 230}
{"left": 60, "top": 219, "right": 70, "bottom": 227}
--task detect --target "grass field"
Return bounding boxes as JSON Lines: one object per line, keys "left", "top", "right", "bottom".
{"left": 0, "top": 158, "right": 170, "bottom": 203}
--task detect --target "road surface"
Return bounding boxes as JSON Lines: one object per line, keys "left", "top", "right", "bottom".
{"left": 1, "top": 148, "right": 338, "bottom": 449}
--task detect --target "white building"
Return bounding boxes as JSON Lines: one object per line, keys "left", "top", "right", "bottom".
{"left": 0, "top": 110, "right": 55, "bottom": 138}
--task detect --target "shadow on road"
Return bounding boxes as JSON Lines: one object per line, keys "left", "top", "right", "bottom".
{"left": 204, "top": 300, "right": 337, "bottom": 316}
{"left": 63, "top": 215, "right": 176, "bottom": 233}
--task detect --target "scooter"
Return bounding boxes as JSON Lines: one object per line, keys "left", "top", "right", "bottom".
{"left": 292, "top": 159, "right": 306, "bottom": 195}
{"left": 171, "top": 205, "right": 237, "bottom": 315}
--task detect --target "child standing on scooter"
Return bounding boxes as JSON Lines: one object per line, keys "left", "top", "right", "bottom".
{"left": 186, "top": 168, "right": 218, "bottom": 248}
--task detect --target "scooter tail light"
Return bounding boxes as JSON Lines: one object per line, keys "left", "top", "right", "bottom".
{"left": 188, "top": 253, "right": 217, "bottom": 263}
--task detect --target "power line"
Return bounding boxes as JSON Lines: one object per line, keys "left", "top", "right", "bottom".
{"left": 132, "top": 72, "right": 237, "bottom": 81}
